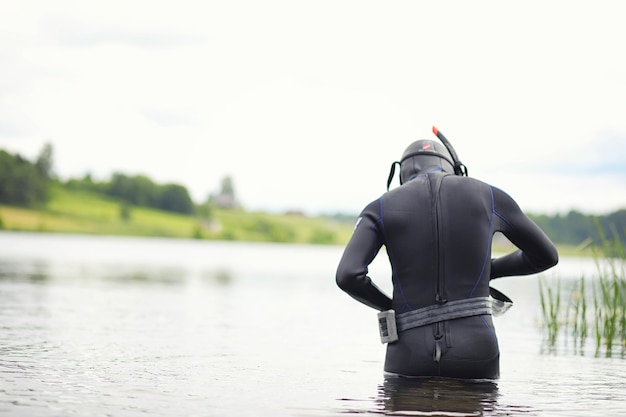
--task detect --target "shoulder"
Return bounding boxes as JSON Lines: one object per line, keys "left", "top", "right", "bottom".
{"left": 488, "top": 184, "right": 525, "bottom": 215}
{"left": 360, "top": 196, "right": 383, "bottom": 216}
{"left": 489, "top": 184, "right": 517, "bottom": 202}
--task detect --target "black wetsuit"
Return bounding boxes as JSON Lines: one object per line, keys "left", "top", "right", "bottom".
{"left": 336, "top": 168, "right": 558, "bottom": 379}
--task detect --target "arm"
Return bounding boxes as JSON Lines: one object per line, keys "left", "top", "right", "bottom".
{"left": 490, "top": 187, "right": 559, "bottom": 279}
{"left": 336, "top": 201, "right": 392, "bottom": 311}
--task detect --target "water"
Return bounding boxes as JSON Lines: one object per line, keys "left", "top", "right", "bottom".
{"left": 0, "top": 231, "right": 624, "bottom": 416}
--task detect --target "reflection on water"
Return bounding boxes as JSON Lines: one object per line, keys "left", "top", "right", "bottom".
{"left": 381, "top": 378, "right": 501, "bottom": 416}
{"left": 0, "top": 257, "right": 234, "bottom": 287}
{"left": 0, "top": 259, "right": 188, "bottom": 285}
{"left": 379, "top": 378, "right": 501, "bottom": 416}
{"left": 339, "top": 377, "right": 539, "bottom": 416}
{"left": 0, "top": 232, "right": 625, "bottom": 417}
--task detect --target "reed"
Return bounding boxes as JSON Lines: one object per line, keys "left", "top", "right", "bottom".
{"left": 571, "top": 275, "right": 588, "bottom": 354}
{"left": 591, "top": 223, "right": 625, "bottom": 356}
{"left": 539, "top": 223, "right": 625, "bottom": 357}
{"left": 539, "top": 276, "right": 561, "bottom": 350}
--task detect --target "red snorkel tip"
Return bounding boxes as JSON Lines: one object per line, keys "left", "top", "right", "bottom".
{"left": 432, "top": 126, "right": 439, "bottom": 137}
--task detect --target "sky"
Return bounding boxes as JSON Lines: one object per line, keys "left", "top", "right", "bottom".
{"left": 1, "top": 0, "right": 625, "bottom": 216}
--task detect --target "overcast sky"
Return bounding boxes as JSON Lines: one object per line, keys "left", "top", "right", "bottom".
{"left": 1, "top": 1, "right": 625, "bottom": 216}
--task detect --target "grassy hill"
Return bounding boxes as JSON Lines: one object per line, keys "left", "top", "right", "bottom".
{"left": 0, "top": 185, "right": 591, "bottom": 255}
{"left": 0, "top": 185, "right": 355, "bottom": 245}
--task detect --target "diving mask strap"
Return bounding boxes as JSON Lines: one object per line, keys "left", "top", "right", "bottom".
{"left": 386, "top": 161, "right": 401, "bottom": 191}
{"left": 455, "top": 162, "right": 469, "bottom": 177}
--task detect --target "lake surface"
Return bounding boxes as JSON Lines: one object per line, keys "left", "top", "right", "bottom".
{"left": 0, "top": 231, "right": 624, "bottom": 416}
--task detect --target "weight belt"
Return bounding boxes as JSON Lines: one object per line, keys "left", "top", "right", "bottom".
{"left": 396, "top": 297, "right": 493, "bottom": 332}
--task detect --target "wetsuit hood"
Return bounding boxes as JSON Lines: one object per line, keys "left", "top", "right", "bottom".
{"left": 400, "top": 140, "right": 455, "bottom": 182}
{"left": 386, "top": 127, "right": 469, "bottom": 190}
{"left": 386, "top": 140, "right": 454, "bottom": 189}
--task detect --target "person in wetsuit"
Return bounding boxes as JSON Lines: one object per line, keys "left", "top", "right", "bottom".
{"left": 336, "top": 130, "right": 558, "bottom": 379}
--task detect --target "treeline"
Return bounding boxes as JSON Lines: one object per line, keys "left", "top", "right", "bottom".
{"left": 0, "top": 145, "right": 624, "bottom": 246}
{"left": 0, "top": 144, "right": 203, "bottom": 216}
{"left": 326, "top": 210, "right": 626, "bottom": 248}
{"left": 530, "top": 210, "right": 626, "bottom": 248}
{"left": 65, "top": 173, "right": 195, "bottom": 215}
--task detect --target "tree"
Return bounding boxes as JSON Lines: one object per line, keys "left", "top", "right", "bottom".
{"left": 0, "top": 150, "right": 49, "bottom": 207}
{"left": 156, "top": 183, "right": 195, "bottom": 214}
{"left": 210, "top": 175, "right": 239, "bottom": 209}
{"left": 108, "top": 173, "right": 157, "bottom": 207}
{"left": 106, "top": 173, "right": 194, "bottom": 214}
{"left": 35, "top": 142, "right": 54, "bottom": 180}
{"left": 64, "top": 173, "right": 107, "bottom": 194}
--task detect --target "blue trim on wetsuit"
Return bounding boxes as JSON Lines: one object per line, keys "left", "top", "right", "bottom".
{"left": 494, "top": 210, "right": 513, "bottom": 228}
{"left": 377, "top": 196, "right": 413, "bottom": 313}
{"left": 468, "top": 186, "right": 496, "bottom": 298}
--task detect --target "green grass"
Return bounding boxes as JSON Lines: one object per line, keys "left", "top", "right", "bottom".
{"left": 0, "top": 185, "right": 605, "bottom": 254}
{"left": 539, "top": 227, "right": 625, "bottom": 357}
{"left": 539, "top": 276, "right": 561, "bottom": 351}
{"left": 0, "top": 186, "right": 354, "bottom": 245}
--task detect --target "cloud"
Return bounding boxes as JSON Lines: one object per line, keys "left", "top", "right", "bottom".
{"left": 144, "top": 108, "right": 198, "bottom": 128}
{"left": 41, "top": 17, "right": 206, "bottom": 49}
{"left": 0, "top": 121, "right": 23, "bottom": 137}
{"left": 500, "top": 171, "right": 626, "bottom": 216}
{"left": 514, "top": 131, "right": 626, "bottom": 178}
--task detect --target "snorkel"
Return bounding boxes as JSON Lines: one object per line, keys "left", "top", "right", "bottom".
{"left": 431, "top": 126, "right": 468, "bottom": 177}
{"left": 386, "top": 126, "right": 469, "bottom": 190}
